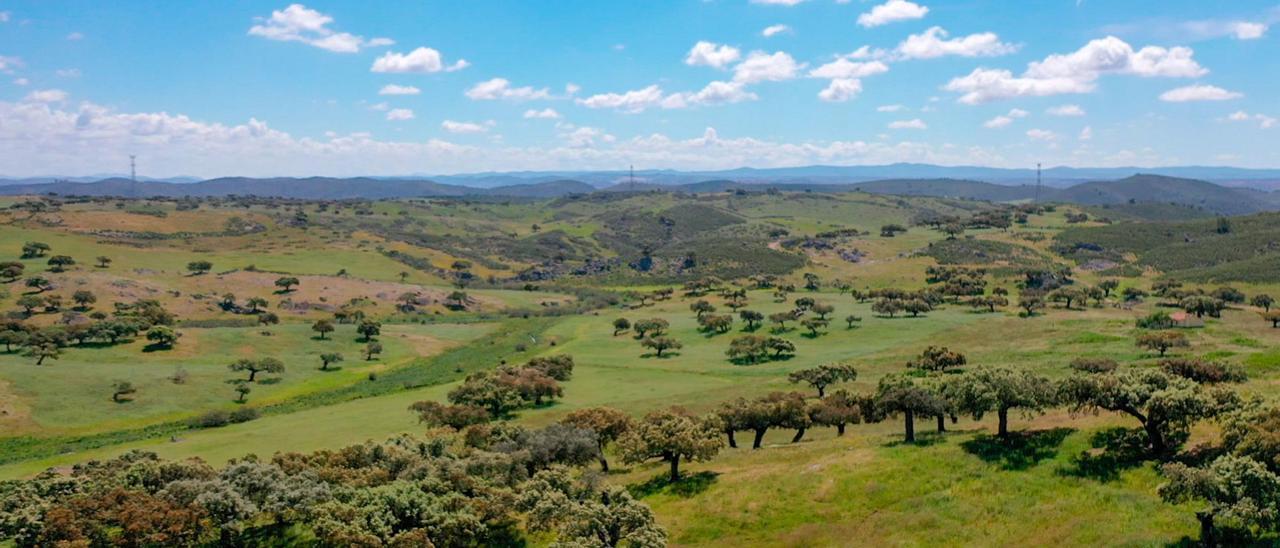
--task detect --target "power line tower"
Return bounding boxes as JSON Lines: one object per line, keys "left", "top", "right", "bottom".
{"left": 1034, "top": 162, "right": 1041, "bottom": 203}
{"left": 629, "top": 164, "right": 635, "bottom": 186}
{"left": 129, "top": 155, "right": 139, "bottom": 197}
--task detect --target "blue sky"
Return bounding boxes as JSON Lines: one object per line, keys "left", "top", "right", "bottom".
{"left": 1, "top": 0, "right": 1278, "bottom": 177}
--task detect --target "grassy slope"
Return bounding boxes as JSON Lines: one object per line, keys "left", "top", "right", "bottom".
{"left": 4, "top": 195, "right": 1280, "bottom": 544}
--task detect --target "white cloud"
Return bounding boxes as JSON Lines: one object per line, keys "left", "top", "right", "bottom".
{"left": 984, "top": 116, "right": 1012, "bottom": 129}
{"left": 12, "top": 77, "right": 29, "bottom": 86}
{"left": 1232, "top": 22, "right": 1268, "bottom": 39}
{"left": 367, "top": 101, "right": 389, "bottom": 111}
{"left": 762, "top": 24, "right": 791, "bottom": 38}
{"left": 877, "top": 104, "right": 905, "bottom": 112}
{"left": 560, "top": 125, "right": 615, "bottom": 147}
{"left": 0, "top": 11, "right": 9, "bottom": 23}
{"left": 663, "top": 81, "right": 758, "bottom": 109}
{"left": 895, "top": 27, "right": 1017, "bottom": 60}
{"left": 945, "top": 36, "right": 1207, "bottom": 104}
{"left": 385, "top": 108, "right": 414, "bottom": 121}
{"left": 1079, "top": 126, "right": 1093, "bottom": 140}
{"left": 1224, "top": 110, "right": 1275, "bottom": 129}
{"left": 24, "top": 89, "right": 68, "bottom": 103}
{"left": 0, "top": 55, "right": 23, "bottom": 73}
{"left": 523, "top": 108, "right": 561, "bottom": 119}
{"left": 55, "top": 68, "right": 81, "bottom": 78}
{"left": 1046, "top": 104, "right": 1085, "bottom": 117}
{"left": 685, "top": 41, "right": 741, "bottom": 69}
{"left": 1173, "top": 18, "right": 1270, "bottom": 41}
{"left": 442, "top": 120, "right": 493, "bottom": 134}
{"left": 66, "top": 32, "right": 84, "bottom": 41}
{"left": 1158, "top": 84, "right": 1242, "bottom": 102}
{"left": 0, "top": 98, "right": 1180, "bottom": 175}
{"left": 248, "top": 4, "right": 392, "bottom": 53}
{"left": 1026, "top": 128, "right": 1056, "bottom": 141}
{"left": 818, "top": 79, "right": 863, "bottom": 102}
{"left": 808, "top": 59, "right": 889, "bottom": 79}
{"left": 857, "top": 0, "right": 929, "bottom": 27}
{"left": 577, "top": 85, "right": 665, "bottom": 113}
{"left": 465, "top": 78, "right": 551, "bottom": 101}
{"left": 378, "top": 84, "right": 421, "bottom": 96}
{"left": 750, "top": 0, "right": 806, "bottom": 5}
{"left": 732, "top": 51, "right": 802, "bottom": 84}
{"left": 888, "top": 119, "right": 927, "bottom": 129}
{"left": 983, "top": 108, "right": 1027, "bottom": 128}
{"left": 371, "top": 47, "right": 468, "bottom": 73}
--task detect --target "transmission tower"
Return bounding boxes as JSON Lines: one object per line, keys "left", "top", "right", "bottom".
{"left": 130, "top": 155, "right": 137, "bottom": 183}
{"left": 1034, "top": 162, "right": 1041, "bottom": 202}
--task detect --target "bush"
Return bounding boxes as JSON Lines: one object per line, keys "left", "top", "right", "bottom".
{"left": 188, "top": 410, "right": 231, "bottom": 429}
{"left": 229, "top": 407, "right": 260, "bottom": 423}
{"left": 1069, "top": 357, "right": 1118, "bottom": 374}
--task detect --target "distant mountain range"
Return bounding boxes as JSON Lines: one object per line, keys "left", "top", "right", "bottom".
{"left": 8, "top": 163, "right": 1280, "bottom": 190}
{"left": 0, "top": 171, "right": 1276, "bottom": 216}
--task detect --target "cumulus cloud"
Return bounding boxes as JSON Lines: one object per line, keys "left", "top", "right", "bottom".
{"left": 877, "top": 104, "right": 905, "bottom": 112}
{"left": 66, "top": 32, "right": 84, "bottom": 41}
{"left": 12, "top": 77, "right": 29, "bottom": 86}
{"left": 523, "top": 108, "right": 561, "bottom": 119}
{"left": 1159, "top": 84, "right": 1242, "bottom": 102}
{"left": 750, "top": 0, "right": 806, "bottom": 5}
{"left": 857, "top": 0, "right": 929, "bottom": 27}
{"left": 1079, "top": 126, "right": 1093, "bottom": 140}
{"left": 945, "top": 36, "right": 1206, "bottom": 104}
{"left": 1026, "top": 128, "right": 1056, "bottom": 141}
{"left": 685, "top": 41, "right": 742, "bottom": 69}
{"left": 442, "top": 120, "right": 493, "bottom": 133}
{"left": 808, "top": 59, "right": 889, "bottom": 79}
{"left": 662, "top": 81, "right": 758, "bottom": 109}
{"left": 732, "top": 51, "right": 802, "bottom": 84}
{"left": 817, "top": 79, "right": 863, "bottom": 102}
{"left": 371, "top": 47, "right": 468, "bottom": 73}
{"left": 1046, "top": 104, "right": 1085, "bottom": 117}
{"left": 577, "top": 85, "right": 666, "bottom": 113}
{"left": 0, "top": 97, "right": 1196, "bottom": 177}
{"left": 895, "top": 27, "right": 1017, "bottom": 60}
{"left": 385, "top": 108, "right": 414, "bottom": 121}
{"left": 983, "top": 109, "right": 1027, "bottom": 129}
{"left": 888, "top": 119, "right": 927, "bottom": 129}
{"left": 1223, "top": 110, "right": 1275, "bottom": 129}
{"left": 560, "top": 125, "right": 616, "bottom": 147}
{"left": 1180, "top": 19, "right": 1269, "bottom": 40}
{"left": 762, "top": 24, "right": 791, "bottom": 37}
{"left": 248, "top": 4, "right": 392, "bottom": 53}
{"left": 465, "top": 78, "right": 552, "bottom": 101}
{"left": 25, "top": 89, "right": 68, "bottom": 103}
{"left": 0, "top": 55, "right": 23, "bottom": 73}
{"left": 378, "top": 84, "right": 420, "bottom": 96}
{"left": 56, "top": 68, "right": 81, "bottom": 78}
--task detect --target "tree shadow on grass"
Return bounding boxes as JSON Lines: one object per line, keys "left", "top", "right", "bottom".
{"left": 627, "top": 471, "right": 719, "bottom": 499}
{"left": 141, "top": 343, "right": 173, "bottom": 353}
{"left": 960, "top": 428, "right": 1075, "bottom": 471}
{"left": 1056, "top": 427, "right": 1151, "bottom": 482}
{"left": 884, "top": 432, "right": 948, "bottom": 448}
{"left": 640, "top": 352, "right": 682, "bottom": 359}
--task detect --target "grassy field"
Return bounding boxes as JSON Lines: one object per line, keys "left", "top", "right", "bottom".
{"left": 0, "top": 321, "right": 494, "bottom": 436}
{"left": 3, "top": 191, "right": 1279, "bottom": 545}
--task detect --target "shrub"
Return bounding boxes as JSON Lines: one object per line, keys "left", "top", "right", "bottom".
{"left": 228, "top": 407, "right": 261, "bottom": 423}
{"left": 188, "top": 410, "right": 231, "bottom": 429}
